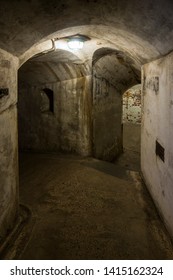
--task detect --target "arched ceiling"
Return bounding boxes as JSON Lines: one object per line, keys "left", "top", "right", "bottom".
{"left": 93, "top": 50, "right": 140, "bottom": 93}
{"left": 19, "top": 49, "right": 91, "bottom": 84}
{"left": 0, "top": 0, "right": 173, "bottom": 65}
{"left": 19, "top": 47, "right": 140, "bottom": 87}
{"left": 93, "top": 48, "right": 140, "bottom": 77}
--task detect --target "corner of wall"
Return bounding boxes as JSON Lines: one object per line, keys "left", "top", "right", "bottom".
{"left": 0, "top": 48, "right": 19, "bottom": 241}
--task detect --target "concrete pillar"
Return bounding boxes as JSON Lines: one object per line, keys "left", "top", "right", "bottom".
{"left": 79, "top": 75, "right": 92, "bottom": 156}
{"left": 92, "top": 74, "right": 123, "bottom": 161}
{"left": 0, "top": 49, "right": 19, "bottom": 241}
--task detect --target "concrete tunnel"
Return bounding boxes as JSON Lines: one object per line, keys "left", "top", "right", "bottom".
{"left": 0, "top": 0, "right": 173, "bottom": 259}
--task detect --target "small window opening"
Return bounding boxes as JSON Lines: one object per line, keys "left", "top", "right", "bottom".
{"left": 40, "top": 88, "right": 54, "bottom": 113}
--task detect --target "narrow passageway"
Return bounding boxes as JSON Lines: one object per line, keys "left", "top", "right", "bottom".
{"left": 16, "top": 151, "right": 173, "bottom": 260}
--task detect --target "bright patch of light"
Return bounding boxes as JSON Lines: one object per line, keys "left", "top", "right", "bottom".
{"left": 54, "top": 40, "right": 69, "bottom": 50}
{"left": 67, "top": 40, "right": 84, "bottom": 50}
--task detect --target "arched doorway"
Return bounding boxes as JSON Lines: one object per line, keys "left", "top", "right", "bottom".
{"left": 18, "top": 49, "right": 92, "bottom": 156}
{"left": 121, "top": 84, "right": 141, "bottom": 170}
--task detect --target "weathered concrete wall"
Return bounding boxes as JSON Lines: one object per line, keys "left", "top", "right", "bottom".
{"left": 0, "top": 49, "right": 19, "bottom": 241}
{"left": 59, "top": 75, "right": 92, "bottom": 155}
{"left": 141, "top": 52, "right": 173, "bottom": 238}
{"left": 93, "top": 75, "right": 122, "bottom": 161}
{"left": 92, "top": 50, "right": 140, "bottom": 161}
{"left": 122, "top": 85, "right": 141, "bottom": 152}
{"left": 18, "top": 76, "right": 92, "bottom": 156}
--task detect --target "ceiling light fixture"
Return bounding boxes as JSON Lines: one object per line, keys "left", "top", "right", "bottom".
{"left": 67, "top": 38, "right": 84, "bottom": 50}
{"left": 54, "top": 34, "right": 90, "bottom": 51}
{"left": 67, "top": 35, "right": 90, "bottom": 50}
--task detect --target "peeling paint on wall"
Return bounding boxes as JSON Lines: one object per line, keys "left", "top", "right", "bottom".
{"left": 123, "top": 84, "right": 141, "bottom": 124}
{"left": 122, "top": 84, "right": 141, "bottom": 152}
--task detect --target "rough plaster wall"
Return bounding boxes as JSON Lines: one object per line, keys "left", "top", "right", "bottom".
{"left": 93, "top": 76, "right": 123, "bottom": 161}
{"left": 141, "top": 52, "right": 173, "bottom": 238}
{"left": 18, "top": 76, "right": 92, "bottom": 156}
{"left": 0, "top": 49, "right": 19, "bottom": 240}
{"left": 122, "top": 85, "right": 141, "bottom": 152}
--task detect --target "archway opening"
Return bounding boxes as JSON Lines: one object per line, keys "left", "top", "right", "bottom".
{"left": 121, "top": 84, "right": 141, "bottom": 170}
{"left": 18, "top": 48, "right": 92, "bottom": 155}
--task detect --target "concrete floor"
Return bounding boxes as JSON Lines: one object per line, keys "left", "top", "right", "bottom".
{"left": 10, "top": 151, "right": 173, "bottom": 259}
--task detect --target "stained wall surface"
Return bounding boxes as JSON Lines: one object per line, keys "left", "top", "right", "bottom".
{"left": 0, "top": 49, "right": 19, "bottom": 241}
{"left": 141, "top": 52, "right": 173, "bottom": 238}
{"left": 18, "top": 75, "right": 92, "bottom": 156}
{"left": 93, "top": 75, "right": 123, "bottom": 161}
{"left": 92, "top": 52, "right": 139, "bottom": 161}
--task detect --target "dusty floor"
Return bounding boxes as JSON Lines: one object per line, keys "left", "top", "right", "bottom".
{"left": 14, "top": 150, "right": 173, "bottom": 259}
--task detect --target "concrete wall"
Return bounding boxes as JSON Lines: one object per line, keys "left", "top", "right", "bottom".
{"left": 0, "top": 49, "right": 19, "bottom": 241}
{"left": 141, "top": 52, "right": 173, "bottom": 238}
{"left": 92, "top": 50, "right": 140, "bottom": 161}
{"left": 122, "top": 85, "right": 141, "bottom": 152}
{"left": 93, "top": 75, "right": 122, "bottom": 161}
{"left": 18, "top": 76, "right": 92, "bottom": 156}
